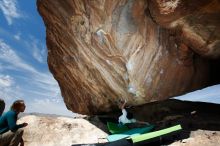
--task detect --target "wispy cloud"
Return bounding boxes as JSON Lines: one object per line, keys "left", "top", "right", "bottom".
{"left": 0, "top": 74, "right": 14, "bottom": 87}
{"left": 0, "top": 0, "right": 22, "bottom": 25}
{"left": 0, "top": 1, "right": 72, "bottom": 116}
{"left": 0, "top": 74, "right": 22, "bottom": 101}
{"left": 14, "top": 32, "right": 21, "bottom": 40}
{"left": 0, "top": 39, "right": 71, "bottom": 115}
{"left": 0, "top": 39, "right": 37, "bottom": 73}
{"left": 24, "top": 36, "right": 47, "bottom": 63}
{"left": 32, "top": 41, "right": 46, "bottom": 63}
{"left": 0, "top": 30, "right": 46, "bottom": 64}
{"left": 0, "top": 39, "right": 62, "bottom": 107}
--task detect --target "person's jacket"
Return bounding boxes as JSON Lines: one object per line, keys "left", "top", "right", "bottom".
{"left": 0, "top": 110, "right": 24, "bottom": 134}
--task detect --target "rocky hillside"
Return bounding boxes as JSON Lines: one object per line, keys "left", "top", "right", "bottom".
{"left": 37, "top": 0, "right": 220, "bottom": 115}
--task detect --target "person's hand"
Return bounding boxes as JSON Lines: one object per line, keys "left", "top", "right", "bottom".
{"left": 22, "top": 122, "right": 28, "bottom": 127}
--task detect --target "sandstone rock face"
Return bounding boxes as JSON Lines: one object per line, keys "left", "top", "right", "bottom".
{"left": 148, "top": 0, "right": 220, "bottom": 58}
{"left": 37, "top": 0, "right": 220, "bottom": 114}
{"left": 18, "top": 115, "right": 107, "bottom": 146}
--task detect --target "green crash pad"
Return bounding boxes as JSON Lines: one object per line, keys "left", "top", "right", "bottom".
{"left": 107, "top": 125, "right": 154, "bottom": 142}
{"left": 130, "top": 124, "right": 182, "bottom": 143}
{"left": 107, "top": 122, "right": 129, "bottom": 134}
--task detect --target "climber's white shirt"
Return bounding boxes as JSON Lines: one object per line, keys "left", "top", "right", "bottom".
{"left": 118, "top": 109, "right": 137, "bottom": 124}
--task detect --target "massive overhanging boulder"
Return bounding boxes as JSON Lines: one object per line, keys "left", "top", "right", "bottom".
{"left": 37, "top": 0, "right": 220, "bottom": 115}
{"left": 148, "top": 0, "right": 220, "bottom": 58}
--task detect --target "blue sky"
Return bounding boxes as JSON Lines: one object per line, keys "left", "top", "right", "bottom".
{"left": 174, "top": 84, "right": 220, "bottom": 104}
{"left": 0, "top": 0, "right": 73, "bottom": 116}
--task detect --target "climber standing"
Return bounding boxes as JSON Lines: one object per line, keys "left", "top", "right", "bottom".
{"left": 118, "top": 99, "right": 149, "bottom": 128}
{"left": 0, "top": 100, "right": 28, "bottom": 146}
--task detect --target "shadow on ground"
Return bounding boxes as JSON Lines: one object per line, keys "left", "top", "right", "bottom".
{"left": 72, "top": 99, "right": 220, "bottom": 146}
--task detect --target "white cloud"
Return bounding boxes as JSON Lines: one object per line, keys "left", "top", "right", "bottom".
{"left": 33, "top": 47, "right": 46, "bottom": 63}
{"left": 0, "top": 39, "right": 59, "bottom": 94}
{"left": 0, "top": 39, "right": 63, "bottom": 104}
{"left": 0, "top": 0, "right": 22, "bottom": 25}
{"left": 0, "top": 74, "right": 22, "bottom": 102}
{"left": 0, "top": 74, "right": 14, "bottom": 87}
{"left": 14, "top": 32, "right": 21, "bottom": 40}
{"left": 0, "top": 39, "right": 73, "bottom": 115}
{"left": 30, "top": 37, "right": 47, "bottom": 63}
{"left": 0, "top": 39, "right": 37, "bottom": 73}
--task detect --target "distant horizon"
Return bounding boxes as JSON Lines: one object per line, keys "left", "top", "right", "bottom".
{"left": 19, "top": 111, "right": 77, "bottom": 118}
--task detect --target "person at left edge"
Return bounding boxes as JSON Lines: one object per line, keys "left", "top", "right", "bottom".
{"left": 0, "top": 100, "right": 28, "bottom": 146}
